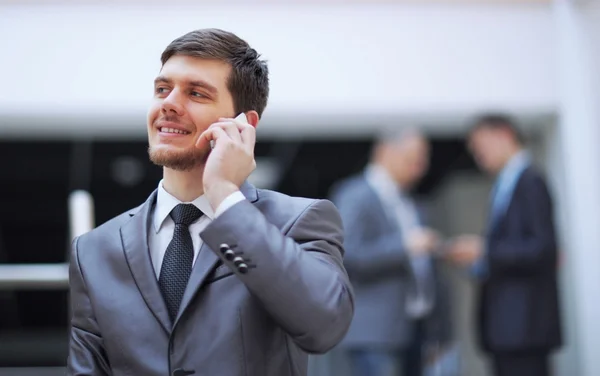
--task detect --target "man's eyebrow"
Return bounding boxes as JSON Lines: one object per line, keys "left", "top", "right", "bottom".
{"left": 153, "top": 76, "right": 218, "bottom": 95}
{"left": 188, "top": 80, "right": 218, "bottom": 94}
{"left": 154, "top": 76, "right": 171, "bottom": 85}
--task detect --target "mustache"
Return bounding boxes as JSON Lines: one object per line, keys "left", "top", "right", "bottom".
{"left": 155, "top": 114, "right": 184, "bottom": 125}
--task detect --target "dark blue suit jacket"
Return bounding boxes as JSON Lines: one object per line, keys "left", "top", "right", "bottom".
{"left": 478, "top": 166, "right": 562, "bottom": 353}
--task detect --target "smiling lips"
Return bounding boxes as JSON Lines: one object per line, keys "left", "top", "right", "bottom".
{"left": 160, "top": 127, "right": 190, "bottom": 135}
{"left": 156, "top": 120, "right": 192, "bottom": 135}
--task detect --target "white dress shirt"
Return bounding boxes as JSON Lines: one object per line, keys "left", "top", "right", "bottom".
{"left": 365, "top": 164, "right": 421, "bottom": 245}
{"left": 148, "top": 180, "right": 245, "bottom": 279}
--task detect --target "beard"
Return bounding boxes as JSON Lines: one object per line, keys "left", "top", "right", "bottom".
{"left": 148, "top": 144, "right": 209, "bottom": 171}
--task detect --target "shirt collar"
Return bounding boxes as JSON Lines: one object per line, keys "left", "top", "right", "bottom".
{"left": 365, "top": 163, "right": 405, "bottom": 197}
{"left": 153, "top": 179, "right": 214, "bottom": 233}
{"left": 497, "top": 150, "right": 530, "bottom": 183}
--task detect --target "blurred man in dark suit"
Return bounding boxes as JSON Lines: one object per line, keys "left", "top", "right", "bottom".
{"left": 447, "top": 114, "right": 562, "bottom": 376}
{"left": 331, "top": 130, "right": 452, "bottom": 376}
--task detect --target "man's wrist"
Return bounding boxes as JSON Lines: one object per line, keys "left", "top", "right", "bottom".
{"left": 204, "top": 181, "right": 240, "bottom": 211}
{"left": 215, "top": 191, "right": 245, "bottom": 217}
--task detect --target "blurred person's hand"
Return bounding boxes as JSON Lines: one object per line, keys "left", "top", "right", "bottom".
{"left": 445, "top": 234, "right": 483, "bottom": 266}
{"left": 406, "top": 227, "right": 440, "bottom": 256}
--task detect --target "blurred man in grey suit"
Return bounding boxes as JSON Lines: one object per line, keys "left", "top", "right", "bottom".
{"left": 67, "top": 29, "right": 354, "bottom": 376}
{"left": 330, "top": 130, "right": 451, "bottom": 376}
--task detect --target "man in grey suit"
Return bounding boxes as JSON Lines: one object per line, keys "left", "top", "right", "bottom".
{"left": 330, "top": 130, "right": 451, "bottom": 376}
{"left": 67, "top": 29, "right": 354, "bottom": 376}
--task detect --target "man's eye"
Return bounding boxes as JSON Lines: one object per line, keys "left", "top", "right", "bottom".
{"left": 191, "top": 91, "right": 207, "bottom": 98}
{"left": 155, "top": 87, "right": 168, "bottom": 94}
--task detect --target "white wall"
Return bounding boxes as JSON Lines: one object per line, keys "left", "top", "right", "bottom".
{"left": 0, "top": 3, "right": 555, "bottom": 137}
{"left": 551, "top": 2, "right": 600, "bottom": 375}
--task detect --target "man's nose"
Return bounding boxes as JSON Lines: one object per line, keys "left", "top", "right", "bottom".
{"left": 162, "top": 90, "right": 184, "bottom": 115}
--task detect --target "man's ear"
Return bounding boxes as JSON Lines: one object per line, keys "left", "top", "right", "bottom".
{"left": 245, "top": 111, "right": 260, "bottom": 128}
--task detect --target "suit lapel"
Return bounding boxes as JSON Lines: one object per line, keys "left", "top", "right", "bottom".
{"left": 173, "top": 181, "right": 259, "bottom": 328}
{"left": 489, "top": 167, "right": 529, "bottom": 234}
{"left": 363, "top": 177, "right": 402, "bottom": 236}
{"left": 174, "top": 241, "right": 219, "bottom": 327}
{"left": 121, "top": 190, "right": 172, "bottom": 334}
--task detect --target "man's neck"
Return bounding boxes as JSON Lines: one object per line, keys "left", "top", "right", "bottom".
{"left": 371, "top": 162, "right": 409, "bottom": 191}
{"left": 162, "top": 165, "right": 205, "bottom": 202}
{"left": 497, "top": 147, "right": 524, "bottom": 175}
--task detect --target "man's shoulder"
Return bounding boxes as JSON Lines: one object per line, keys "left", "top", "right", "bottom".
{"left": 519, "top": 165, "right": 549, "bottom": 188}
{"left": 76, "top": 202, "right": 145, "bottom": 247}
{"left": 254, "top": 188, "right": 339, "bottom": 222}
{"left": 256, "top": 188, "right": 320, "bottom": 212}
{"left": 329, "top": 173, "right": 369, "bottom": 197}
{"left": 329, "top": 174, "right": 376, "bottom": 208}
{"left": 252, "top": 188, "right": 343, "bottom": 234}
{"left": 512, "top": 165, "right": 554, "bottom": 207}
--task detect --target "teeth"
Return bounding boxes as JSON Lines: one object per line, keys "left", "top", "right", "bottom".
{"left": 161, "top": 127, "right": 189, "bottom": 134}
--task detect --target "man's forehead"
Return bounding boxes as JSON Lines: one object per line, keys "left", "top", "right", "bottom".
{"left": 158, "top": 55, "right": 230, "bottom": 87}
{"left": 471, "top": 127, "right": 492, "bottom": 140}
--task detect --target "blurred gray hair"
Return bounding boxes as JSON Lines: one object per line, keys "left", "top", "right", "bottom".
{"left": 374, "top": 126, "right": 424, "bottom": 146}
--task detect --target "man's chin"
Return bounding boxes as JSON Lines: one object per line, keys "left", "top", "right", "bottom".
{"left": 148, "top": 146, "right": 208, "bottom": 171}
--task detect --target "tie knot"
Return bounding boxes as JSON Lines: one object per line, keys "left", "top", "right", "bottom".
{"left": 170, "top": 204, "right": 203, "bottom": 226}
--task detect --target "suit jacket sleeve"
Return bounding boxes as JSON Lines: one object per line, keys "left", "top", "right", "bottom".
{"left": 200, "top": 199, "right": 354, "bottom": 354}
{"left": 487, "top": 173, "right": 558, "bottom": 275}
{"left": 423, "top": 261, "right": 454, "bottom": 345}
{"left": 331, "top": 185, "right": 411, "bottom": 282}
{"left": 67, "top": 236, "right": 111, "bottom": 376}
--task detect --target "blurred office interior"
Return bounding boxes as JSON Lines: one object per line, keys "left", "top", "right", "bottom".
{"left": 1, "top": 0, "right": 600, "bottom": 375}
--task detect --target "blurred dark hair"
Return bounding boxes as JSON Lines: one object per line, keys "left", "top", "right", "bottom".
{"left": 161, "top": 28, "right": 270, "bottom": 117}
{"left": 469, "top": 113, "right": 525, "bottom": 144}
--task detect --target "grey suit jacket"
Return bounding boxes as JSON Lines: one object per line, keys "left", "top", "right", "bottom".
{"left": 67, "top": 182, "right": 354, "bottom": 376}
{"left": 330, "top": 174, "right": 451, "bottom": 349}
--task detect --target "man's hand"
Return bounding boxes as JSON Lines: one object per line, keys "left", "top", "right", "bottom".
{"left": 406, "top": 227, "right": 440, "bottom": 256}
{"left": 445, "top": 234, "right": 483, "bottom": 266}
{"left": 197, "top": 117, "right": 256, "bottom": 210}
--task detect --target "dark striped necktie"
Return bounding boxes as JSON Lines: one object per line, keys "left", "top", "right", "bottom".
{"left": 158, "top": 203, "right": 203, "bottom": 322}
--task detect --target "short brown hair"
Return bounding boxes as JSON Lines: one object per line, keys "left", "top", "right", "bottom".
{"left": 469, "top": 113, "right": 525, "bottom": 144}
{"left": 161, "top": 28, "right": 269, "bottom": 117}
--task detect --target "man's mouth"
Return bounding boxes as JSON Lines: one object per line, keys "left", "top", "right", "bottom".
{"left": 159, "top": 127, "right": 191, "bottom": 135}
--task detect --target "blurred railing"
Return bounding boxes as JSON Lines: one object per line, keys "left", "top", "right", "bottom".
{"left": 0, "top": 190, "right": 94, "bottom": 290}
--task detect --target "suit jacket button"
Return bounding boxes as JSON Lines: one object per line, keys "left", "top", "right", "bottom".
{"left": 233, "top": 256, "right": 245, "bottom": 266}
{"left": 219, "top": 243, "right": 230, "bottom": 253}
{"left": 223, "top": 249, "right": 235, "bottom": 261}
{"left": 238, "top": 263, "right": 249, "bottom": 274}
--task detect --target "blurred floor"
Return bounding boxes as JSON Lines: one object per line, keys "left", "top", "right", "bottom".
{"left": 0, "top": 368, "right": 65, "bottom": 376}
{"left": 0, "top": 329, "right": 67, "bottom": 367}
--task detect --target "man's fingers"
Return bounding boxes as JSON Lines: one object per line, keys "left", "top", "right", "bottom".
{"left": 208, "top": 121, "right": 242, "bottom": 143}
{"left": 196, "top": 130, "right": 211, "bottom": 150}
{"left": 218, "top": 117, "right": 248, "bottom": 132}
{"left": 217, "top": 117, "right": 256, "bottom": 153}
{"left": 239, "top": 124, "right": 256, "bottom": 151}
{"left": 199, "top": 118, "right": 256, "bottom": 155}
{"left": 198, "top": 127, "right": 229, "bottom": 149}
{"left": 222, "top": 123, "right": 242, "bottom": 143}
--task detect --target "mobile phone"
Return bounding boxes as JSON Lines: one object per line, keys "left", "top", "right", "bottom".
{"left": 210, "top": 113, "right": 248, "bottom": 149}
{"left": 235, "top": 112, "right": 248, "bottom": 124}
